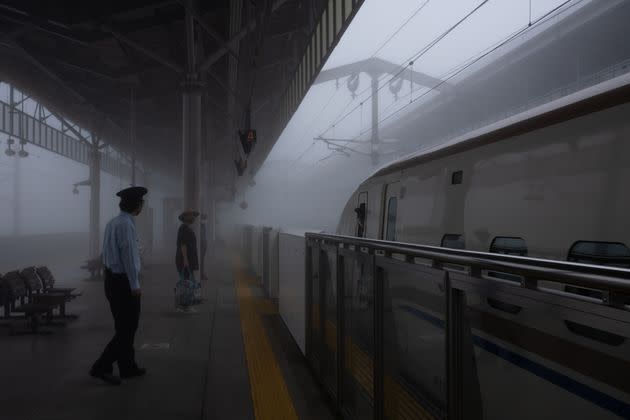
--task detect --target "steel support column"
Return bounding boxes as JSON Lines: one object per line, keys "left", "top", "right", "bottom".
{"left": 12, "top": 153, "right": 20, "bottom": 236}
{"left": 130, "top": 88, "right": 136, "bottom": 186}
{"left": 9, "top": 85, "right": 20, "bottom": 236}
{"left": 182, "top": 82, "right": 203, "bottom": 211}
{"left": 89, "top": 140, "right": 101, "bottom": 259}
{"left": 370, "top": 76, "right": 379, "bottom": 165}
{"left": 182, "top": 0, "right": 202, "bottom": 212}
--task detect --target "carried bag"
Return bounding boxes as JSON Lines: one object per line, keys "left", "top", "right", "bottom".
{"left": 175, "top": 270, "right": 195, "bottom": 307}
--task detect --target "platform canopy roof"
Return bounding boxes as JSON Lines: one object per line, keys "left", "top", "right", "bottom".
{"left": 0, "top": 0, "right": 325, "bottom": 179}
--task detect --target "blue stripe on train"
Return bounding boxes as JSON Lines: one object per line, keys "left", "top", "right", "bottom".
{"left": 398, "top": 304, "right": 630, "bottom": 418}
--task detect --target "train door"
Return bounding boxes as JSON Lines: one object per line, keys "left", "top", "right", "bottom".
{"left": 356, "top": 192, "right": 368, "bottom": 238}
{"left": 381, "top": 182, "right": 400, "bottom": 241}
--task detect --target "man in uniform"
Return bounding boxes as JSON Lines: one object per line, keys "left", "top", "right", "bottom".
{"left": 90, "top": 186, "right": 148, "bottom": 385}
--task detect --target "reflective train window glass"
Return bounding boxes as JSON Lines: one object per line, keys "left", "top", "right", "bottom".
{"left": 490, "top": 237, "right": 527, "bottom": 256}
{"left": 441, "top": 234, "right": 464, "bottom": 249}
{"left": 385, "top": 197, "right": 397, "bottom": 241}
{"left": 566, "top": 241, "right": 630, "bottom": 300}
{"left": 488, "top": 237, "right": 527, "bottom": 283}
{"left": 451, "top": 170, "right": 463, "bottom": 185}
{"left": 568, "top": 241, "right": 630, "bottom": 268}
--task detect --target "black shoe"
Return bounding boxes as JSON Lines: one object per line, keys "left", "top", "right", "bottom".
{"left": 120, "top": 367, "right": 147, "bottom": 379}
{"left": 90, "top": 368, "right": 122, "bottom": 385}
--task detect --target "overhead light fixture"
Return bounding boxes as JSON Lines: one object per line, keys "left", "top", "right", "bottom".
{"left": 72, "top": 184, "right": 79, "bottom": 194}
{"left": 5, "top": 138, "right": 16, "bottom": 157}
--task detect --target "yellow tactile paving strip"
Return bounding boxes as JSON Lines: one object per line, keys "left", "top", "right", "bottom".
{"left": 234, "top": 257, "right": 434, "bottom": 420}
{"left": 326, "top": 320, "right": 436, "bottom": 420}
{"left": 235, "top": 266, "right": 299, "bottom": 420}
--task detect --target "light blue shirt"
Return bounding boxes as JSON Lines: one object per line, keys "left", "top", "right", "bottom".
{"left": 102, "top": 212, "right": 141, "bottom": 290}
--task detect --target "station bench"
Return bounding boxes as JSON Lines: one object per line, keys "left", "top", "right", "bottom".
{"left": 21, "top": 266, "right": 78, "bottom": 319}
{"left": 36, "top": 266, "right": 82, "bottom": 298}
{"left": 1, "top": 270, "right": 60, "bottom": 334}
{"left": 0, "top": 266, "right": 82, "bottom": 334}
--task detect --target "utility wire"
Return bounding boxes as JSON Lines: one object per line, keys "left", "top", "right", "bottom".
{"left": 317, "top": 0, "right": 435, "bottom": 136}
{"left": 318, "top": 0, "right": 489, "bottom": 138}
{"left": 299, "top": 0, "right": 579, "bottom": 167}
{"left": 348, "top": 0, "right": 582, "bottom": 145}
{"left": 370, "top": 0, "right": 432, "bottom": 58}
{"left": 288, "top": 86, "right": 342, "bottom": 167}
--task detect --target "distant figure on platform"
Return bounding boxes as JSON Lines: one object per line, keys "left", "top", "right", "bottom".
{"left": 91, "top": 186, "right": 148, "bottom": 385}
{"left": 175, "top": 210, "right": 200, "bottom": 311}
{"left": 200, "top": 213, "right": 208, "bottom": 281}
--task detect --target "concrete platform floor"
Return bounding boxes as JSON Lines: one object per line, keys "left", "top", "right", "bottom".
{"left": 0, "top": 253, "right": 334, "bottom": 420}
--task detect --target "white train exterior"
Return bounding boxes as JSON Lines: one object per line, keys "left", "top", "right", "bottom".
{"left": 335, "top": 75, "right": 630, "bottom": 419}
{"left": 337, "top": 75, "right": 630, "bottom": 267}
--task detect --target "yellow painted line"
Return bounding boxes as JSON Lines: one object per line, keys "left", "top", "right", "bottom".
{"left": 325, "top": 320, "right": 436, "bottom": 420}
{"left": 235, "top": 265, "right": 298, "bottom": 420}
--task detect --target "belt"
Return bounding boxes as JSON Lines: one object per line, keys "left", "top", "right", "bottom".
{"left": 105, "top": 268, "right": 126, "bottom": 276}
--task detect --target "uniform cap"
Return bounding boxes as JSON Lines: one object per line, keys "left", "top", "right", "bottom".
{"left": 116, "top": 186, "right": 148, "bottom": 200}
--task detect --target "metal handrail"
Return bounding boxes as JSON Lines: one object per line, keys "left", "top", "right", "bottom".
{"left": 0, "top": 99, "right": 132, "bottom": 177}
{"left": 306, "top": 233, "right": 630, "bottom": 296}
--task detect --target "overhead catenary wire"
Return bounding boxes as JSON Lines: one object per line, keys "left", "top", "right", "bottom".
{"left": 318, "top": 0, "right": 490, "bottom": 139}
{"left": 312, "top": 0, "right": 582, "bottom": 163}
{"left": 347, "top": 0, "right": 583, "bottom": 145}
{"left": 294, "top": 0, "right": 579, "bottom": 168}
{"left": 288, "top": 86, "right": 342, "bottom": 167}
{"left": 370, "top": 0, "right": 432, "bottom": 59}
{"left": 379, "top": 0, "right": 560, "bottom": 119}
{"left": 315, "top": 0, "right": 436, "bottom": 138}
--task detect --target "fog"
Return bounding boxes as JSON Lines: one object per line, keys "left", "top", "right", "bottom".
{"left": 225, "top": 0, "right": 630, "bottom": 232}
{"left": 1, "top": 0, "right": 630, "bottom": 271}
{"left": 0, "top": 81, "right": 179, "bottom": 272}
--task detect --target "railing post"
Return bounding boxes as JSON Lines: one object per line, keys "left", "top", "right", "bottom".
{"left": 446, "top": 271, "right": 483, "bottom": 420}
{"left": 446, "top": 271, "right": 462, "bottom": 420}
{"left": 336, "top": 251, "right": 344, "bottom": 412}
{"left": 374, "top": 264, "right": 384, "bottom": 420}
{"left": 305, "top": 240, "right": 312, "bottom": 360}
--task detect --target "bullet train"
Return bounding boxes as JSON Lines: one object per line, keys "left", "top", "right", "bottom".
{"left": 335, "top": 75, "right": 630, "bottom": 419}
{"left": 337, "top": 80, "right": 630, "bottom": 267}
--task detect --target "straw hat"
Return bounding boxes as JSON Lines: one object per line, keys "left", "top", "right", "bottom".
{"left": 178, "top": 209, "right": 200, "bottom": 222}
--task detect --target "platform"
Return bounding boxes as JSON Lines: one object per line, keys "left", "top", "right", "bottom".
{"left": 0, "top": 252, "right": 333, "bottom": 420}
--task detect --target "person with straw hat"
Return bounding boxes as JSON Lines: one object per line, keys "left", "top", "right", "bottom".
{"left": 175, "top": 209, "right": 200, "bottom": 310}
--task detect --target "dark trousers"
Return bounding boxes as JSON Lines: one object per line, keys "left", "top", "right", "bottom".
{"left": 92, "top": 269, "right": 141, "bottom": 374}
{"left": 200, "top": 242, "right": 207, "bottom": 279}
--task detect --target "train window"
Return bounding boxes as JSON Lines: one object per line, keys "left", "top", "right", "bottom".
{"left": 451, "top": 170, "right": 463, "bottom": 185}
{"left": 490, "top": 237, "right": 528, "bottom": 256}
{"left": 355, "top": 202, "right": 366, "bottom": 238}
{"left": 385, "top": 197, "right": 397, "bottom": 241}
{"left": 568, "top": 241, "right": 630, "bottom": 268}
{"left": 489, "top": 237, "right": 527, "bottom": 282}
{"left": 441, "top": 234, "right": 464, "bottom": 249}
{"left": 566, "top": 241, "right": 630, "bottom": 300}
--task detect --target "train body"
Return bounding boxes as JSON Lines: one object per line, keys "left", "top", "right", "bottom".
{"left": 337, "top": 78, "right": 630, "bottom": 267}
{"left": 334, "top": 76, "right": 630, "bottom": 418}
